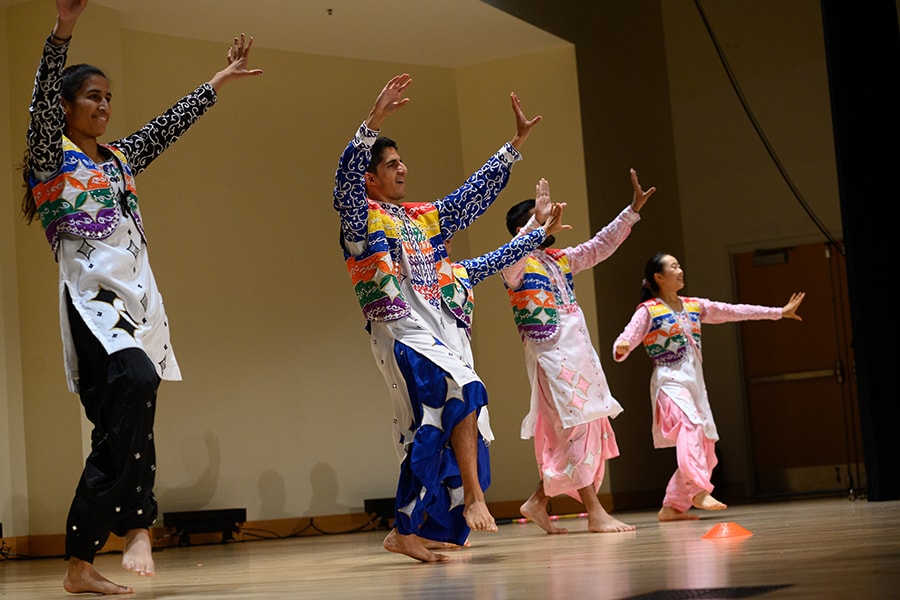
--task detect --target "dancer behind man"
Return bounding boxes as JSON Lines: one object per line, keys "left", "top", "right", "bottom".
{"left": 442, "top": 195, "right": 569, "bottom": 462}
{"left": 501, "top": 172, "right": 655, "bottom": 534}
{"left": 20, "top": 0, "right": 262, "bottom": 594}
{"left": 613, "top": 253, "right": 805, "bottom": 521}
{"left": 333, "top": 73, "right": 541, "bottom": 562}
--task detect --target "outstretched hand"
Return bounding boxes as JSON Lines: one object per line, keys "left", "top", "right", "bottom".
{"left": 366, "top": 73, "right": 413, "bottom": 131}
{"left": 614, "top": 339, "right": 631, "bottom": 360}
{"left": 509, "top": 92, "right": 542, "bottom": 150}
{"left": 630, "top": 168, "right": 656, "bottom": 212}
{"left": 208, "top": 34, "right": 264, "bottom": 91}
{"left": 781, "top": 292, "right": 806, "bottom": 320}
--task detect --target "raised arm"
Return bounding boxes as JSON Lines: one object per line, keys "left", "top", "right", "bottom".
{"left": 566, "top": 169, "right": 654, "bottom": 275}
{"left": 26, "top": 0, "right": 88, "bottom": 177}
{"left": 463, "top": 201, "right": 569, "bottom": 286}
{"left": 335, "top": 75, "right": 412, "bottom": 251}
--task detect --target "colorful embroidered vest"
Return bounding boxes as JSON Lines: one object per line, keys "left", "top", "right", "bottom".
{"left": 30, "top": 136, "right": 143, "bottom": 253}
{"left": 345, "top": 200, "right": 466, "bottom": 325}
{"left": 440, "top": 262, "right": 475, "bottom": 332}
{"left": 641, "top": 297, "right": 702, "bottom": 366}
{"left": 506, "top": 249, "right": 573, "bottom": 342}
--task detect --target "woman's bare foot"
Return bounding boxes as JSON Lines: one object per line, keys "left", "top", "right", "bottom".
{"left": 122, "top": 528, "right": 155, "bottom": 576}
{"left": 587, "top": 509, "right": 636, "bottom": 533}
{"left": 463, "top": 500, "right": 498, "bottom": 532}
{"left": 63, "top": 558, "right": 133, "bottom": 595}
{"left": 519, "top": 498, "right": 568, "bottom": 534}
{"left": 692, "top": 491, "right": 727, "bottom": 511}
{"left": 658, "top": 505, "right": 699, "bottom": 521}
{"left": 384, "top": 529, "right": 449, "bottom": 562}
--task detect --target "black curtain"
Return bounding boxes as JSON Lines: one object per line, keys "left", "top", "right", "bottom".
{"left": 820, "top": 0, "right": 900, "bottom": 501}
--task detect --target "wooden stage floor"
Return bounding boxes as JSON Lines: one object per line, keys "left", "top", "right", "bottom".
{"left": 2, "top": 496, "right": 898, "bottom": 599}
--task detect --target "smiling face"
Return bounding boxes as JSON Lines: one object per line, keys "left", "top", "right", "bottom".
{"left": 62, "top": 74, "right": 112, "bottom": 141}
{"left": 654, "top": 254, "right": 685, "bottom": 294}
{"left": 365, "top": 146, "right": 407, "bottom": 204}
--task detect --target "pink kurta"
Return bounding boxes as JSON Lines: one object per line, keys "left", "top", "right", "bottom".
{"left": 613, "top": 298, "right": 781, "bottom": 447}
{"left": 504, "top": 206, "right": 639, "bottom": 498}
{"left": 614, "top": 297, "right": 781, "bottom": 510}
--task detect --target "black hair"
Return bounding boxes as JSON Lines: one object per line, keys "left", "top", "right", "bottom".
{"left": 641, "top": 252, "right": 670, "bottom": 302}
{"left": 367, "top": 136, "right": 398, "bottom": 174}
{"left": 21, "top": 63, "right": 108, "bottom": 224}
{"left": 505, "top": 199, "right": 535, "bottom": 235}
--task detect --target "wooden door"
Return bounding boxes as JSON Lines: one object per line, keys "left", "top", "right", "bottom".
{"left": 733, "top": 242, "right": 864, "bottom": 498}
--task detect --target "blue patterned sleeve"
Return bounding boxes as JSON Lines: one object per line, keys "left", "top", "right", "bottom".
{"left": 110, "top": 83, "right": 218, "bottom": 176}
{"left": 433, "top": 143, "right": 522, "bottom": 240}
{"left": 459, "top": 228, "right": 544, "bottom": 287}
{"left": 26, "top": 38, "right": 69, "bottom": 176}
{"left": 333, "top": 122, "right": 378, "bottom": 248}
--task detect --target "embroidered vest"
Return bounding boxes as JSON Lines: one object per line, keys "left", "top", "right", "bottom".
{"left": 641, "top": 297, "right": 702, "bottom": 366}
{"left": 440, "top": 262, "right": 475, "bottom": 332}
{"left": 30, "top": 136, "right": 143, "bottom": 253}
{"left": 344, "top": 200, "right": 466, "bottom": 325}
{"left": 506, "top": 249, "right": 573, "bottom": 342}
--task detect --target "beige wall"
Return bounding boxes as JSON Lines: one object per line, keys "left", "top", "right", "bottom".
{"left": 1, "top": 0, "right": 840, "bottom": 538}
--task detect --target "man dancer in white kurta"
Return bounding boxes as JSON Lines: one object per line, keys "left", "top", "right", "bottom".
{"left": 333, "top": 73, "right": 541, "bottom": 562}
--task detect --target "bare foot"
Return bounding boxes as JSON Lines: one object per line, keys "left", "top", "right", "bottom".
{"left": 122, "top": 528, "right": 155, "bottom": 576}
{"left": 692, "top": 491, "right": 727, "bottom": 511}
{"left": 63, "top": 558, "right": 134, "bottom": 595}
{"left": 587, "top": 511, "right": 636, "bottom": 533}
{"left": 463, "top": 500, "right": 498, "bottom": 532}
{"left": 519, "top": 499, "right": 567, "bottom": 534}
{"left": 417, "top": 535, "right": 470, "bottom": 550}
{"left": 658, "top": 505, "right": 699, "bottom": 521}
{"left": 383, "top": 529, "right": 449, "bottom": 562}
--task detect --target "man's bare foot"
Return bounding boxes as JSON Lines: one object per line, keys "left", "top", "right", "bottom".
{"left": 383, "top": 529, "right": 449, "bottom": 562}
{"left": 658, "top": 505, "right": 700, "bottom": 521}
{"left": 692, "top": 491, "right": 727, "bottom": 511}
{"left": 416, "top": 535, "right": 470, "bottom": 550}
{"left": 519, "top": 498, "right": 567, "bottom": 534}
{"left": 63, "top": 558, "right": 134, "bottom": 595}
{"left": 122, "top": 528, "right": 155, "bottom": 576}
{"left": 463, "top": 500, "right": 498, "bottom": 532}
{"left": 587, "top": 511, "right": 636, "bottom": 533}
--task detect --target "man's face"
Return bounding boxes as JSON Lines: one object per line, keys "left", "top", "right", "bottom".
{"left": 366, "top": 147, "right": 407, "bottom": 204}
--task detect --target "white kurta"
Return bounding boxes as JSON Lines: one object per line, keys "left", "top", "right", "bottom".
{"left": 56, "top": 160, "right": 181, "bottom": 393}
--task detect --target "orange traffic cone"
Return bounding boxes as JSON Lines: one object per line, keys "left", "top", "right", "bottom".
{"left": 701, "top": 521, "right": 753, "bottom": 539}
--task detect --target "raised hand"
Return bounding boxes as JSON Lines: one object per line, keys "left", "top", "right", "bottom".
{"left": 630, "top": 168, "right": 656, "bottom": 212}
{"left": 542, "top": 202, "right": 572, "bottom": 237}
{"left": 209, "top": 34, "right": 264, "bottom": 91}
{"left": 534, "top": 178, "right": 552, "bottom": 223}
{"left": 367, "top": 73, "right": 413, "bottom": 131}
{"left": 781, "top": 292, "right": 806, "bottom": 321}
{"left": 509, "top": 92, "right": 542, "bottom": 150}
{"left": 53, "top": 0, "right": 88, "bottom": 41}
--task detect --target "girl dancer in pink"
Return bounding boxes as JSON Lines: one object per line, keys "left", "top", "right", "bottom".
{"left": 613, "top": 253, "right": 805, "bottom": 521}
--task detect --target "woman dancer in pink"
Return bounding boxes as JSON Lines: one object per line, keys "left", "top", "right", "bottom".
{"left": 613, "top": 253, "right": 805, "bottom": 521}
